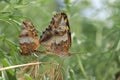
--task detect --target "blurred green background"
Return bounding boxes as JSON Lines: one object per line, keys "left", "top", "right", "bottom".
{"left": 0, "top": 0, "right": 120, "bottom": 80}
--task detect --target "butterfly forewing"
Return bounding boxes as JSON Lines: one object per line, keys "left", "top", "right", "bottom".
{"left": 40, "top": 13, "right": 71, "bottom": 56}
{"left": 19, "top": 20, "right": 40, "bottom": 55}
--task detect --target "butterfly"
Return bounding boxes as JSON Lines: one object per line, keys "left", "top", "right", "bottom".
{"left": 19, "top": 20, "right": 40, "bottom": 55}
{"left": 40, "top": 12, "right": 71, "bottom": 56}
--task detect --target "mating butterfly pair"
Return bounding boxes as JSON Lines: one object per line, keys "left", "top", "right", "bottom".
{"left": 19, "top": 13, "right": 71, "bottom": 56}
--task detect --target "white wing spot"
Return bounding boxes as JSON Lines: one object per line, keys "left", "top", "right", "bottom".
{"left": 19, "top": 37, "right": 36, "bottom": 43}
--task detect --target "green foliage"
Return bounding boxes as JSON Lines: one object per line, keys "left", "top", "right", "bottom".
{"left": 0, "top": 0, "right": 120, "bottom": 80}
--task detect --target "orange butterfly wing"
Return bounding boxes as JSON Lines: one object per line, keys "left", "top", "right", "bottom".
{"left": 40, "top": 13, "right": 71, "bottom": 56}
{"left": 19, "top": 20, "right": 40, "bottom": 55}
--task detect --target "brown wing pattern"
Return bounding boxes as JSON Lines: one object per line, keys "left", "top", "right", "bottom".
{"left": 19, "top": 20, "right": 40, "bottom": 55}
{"left": 40, "top": 13, "right": 71, "bottom": 56}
